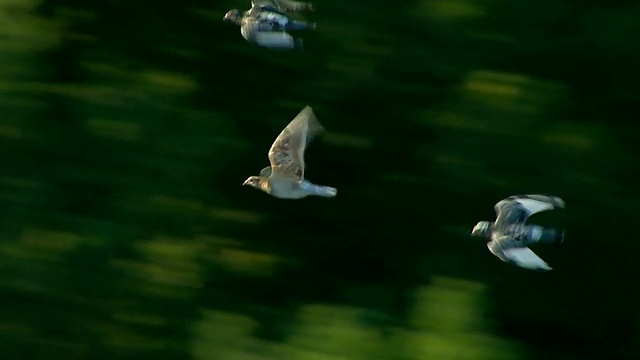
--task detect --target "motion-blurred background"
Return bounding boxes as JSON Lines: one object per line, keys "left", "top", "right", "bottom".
{"left": 1, "top": 0, "right": 639, "bottom": 359}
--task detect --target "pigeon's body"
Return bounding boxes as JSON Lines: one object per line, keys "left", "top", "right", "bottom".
{"left": 267, "top": 177, "right": 335, "bottom": 199}
{"left": 472, "top": 194, "right": 566, "bottom": 270}
{"left": 243, "top": 106, "right": 336, "bottom": 199}
{"left": 225, "top": 1, "right": 315, "bottom": 50}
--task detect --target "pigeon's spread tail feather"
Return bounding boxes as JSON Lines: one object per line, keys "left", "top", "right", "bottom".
{"left": 315, "top": 185, "right": 337, "bottom": 198}
{"left": 302, "top": 181, "right": 336, "bottom": 198}
{"left": 300, "top": 180, "right": 338, "bottom": 197}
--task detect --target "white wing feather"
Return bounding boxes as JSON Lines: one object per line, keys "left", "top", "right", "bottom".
{"left": 503, "top": 247, "right": 552, "bottom": 271}
{"left": 513, "top": 198, "right": 555, "bottom": 216}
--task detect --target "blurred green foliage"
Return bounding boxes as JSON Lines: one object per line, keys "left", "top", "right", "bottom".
{"left": 1, "top": 0, "right": 639, "bottom": 359}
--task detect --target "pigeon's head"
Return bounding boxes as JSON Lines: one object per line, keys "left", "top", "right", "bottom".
{"left": 471, "top": 221, "right": 492, "bottom": 238}
{"left": 243, "top": 176, "right": 267, "bottom": 190}
{"left": 223, "top": 9, "right": 242, "bottom": 25}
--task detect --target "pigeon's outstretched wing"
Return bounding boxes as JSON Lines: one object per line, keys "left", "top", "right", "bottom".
{"left": 509, "top": 195, "right": 565, "bottom": 216}
{"left": 494, "top": 194, "right": 565, "bottom": 228}
{"left": 254, "top": 0, "right": 309, "bottom": 12}
{"left": 268, "top": 106, "right": 324, "bottom": 180}
{"left": 503, "top": 247, "right": 552, "bottom": 271}
{"left": 251, "top": 0, "right": 278, "bottom": 8}
{"left": 251, "top": 0, "right": 288, "bottom": 13}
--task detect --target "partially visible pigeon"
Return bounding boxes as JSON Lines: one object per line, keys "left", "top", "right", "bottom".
{"left": 223, "top": 1, "right": 315, "bottom": 50}
{"left": 243, "top": 106, "right": 337, "bottom": 199}
{"left": 471, "top": 194, "right": 566, "bottom": 270}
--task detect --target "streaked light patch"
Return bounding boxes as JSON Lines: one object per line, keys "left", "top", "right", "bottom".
{"left": 414, "top": 0, "right": 485, "bottom": 20}
{"left": 87, "top": 118, "right": 140, "bottom": 141}
{"left": 322, "top": 132, "right": 373, "bottom": 148}
{"left": 209, "top": 207, "right": 266, "bottom": 224}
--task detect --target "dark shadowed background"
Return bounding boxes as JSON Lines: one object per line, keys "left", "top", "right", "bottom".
{"left": 1, "top": 0, "right": 639, "bottom": 359}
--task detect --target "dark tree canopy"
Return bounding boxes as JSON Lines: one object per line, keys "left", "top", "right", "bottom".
{"left": 1, "top": 0, "right": 638, "bottom": 359}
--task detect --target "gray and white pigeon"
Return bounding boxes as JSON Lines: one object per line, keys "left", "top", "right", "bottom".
{"left": 471, "top": 194, "right": 566, "bottom": 270}
{"left": 243, "top": 106, "right": 337, "bottom": 199}
{"left": 223, "top": 1, "right": 315, "bottom": 50}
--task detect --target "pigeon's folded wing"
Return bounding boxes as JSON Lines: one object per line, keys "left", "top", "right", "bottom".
{"left": 268, "top": 106, "right": 324, "bottom": 179}
{"left": 260, "top": 166, "right": 272, "bottom": 178}
{"left": 503, "top": 247, "right": 552, "bottom": 270}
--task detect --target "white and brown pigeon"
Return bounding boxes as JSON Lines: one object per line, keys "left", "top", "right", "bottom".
{"left": 243, "top": 106, "right": 337, "bottom": 199}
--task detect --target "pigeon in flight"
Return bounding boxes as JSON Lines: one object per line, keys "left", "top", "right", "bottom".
{"left": 243, "top": 106, "right": 337, "bottom": 199}
{"left": 223, "top": 1, "right": 315, "bottom": 50}
{"left": 471, "top": 194, "right": 566, "bottom": 271}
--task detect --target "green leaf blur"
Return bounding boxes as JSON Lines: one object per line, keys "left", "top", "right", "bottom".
{"left": 1, "top": 0, "right": 638, "bottom": 359}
